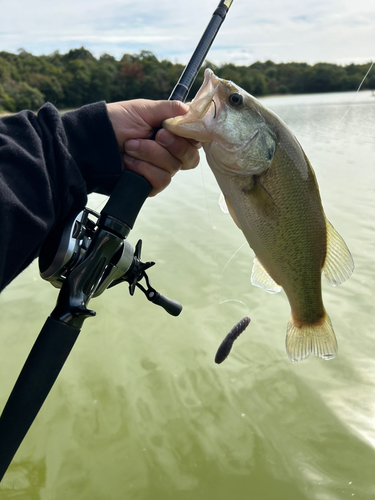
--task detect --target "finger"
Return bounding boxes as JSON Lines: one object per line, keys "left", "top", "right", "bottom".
{"left": 141, "top": 100, "right": 190, "bottom": 128}
{"left": 155, "top": 129, "right": 200, "bottom": 170}
{"left": 124, "top": 138, "right": 182, "bottom": 175}
{"left": 188, "top": 138, "right": 202, "bottom": 149}
{"left": 122, "top": 154, "right": 173, "bottom": 196}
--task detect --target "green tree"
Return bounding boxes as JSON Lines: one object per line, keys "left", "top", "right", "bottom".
{"left": 1, "top": 80, "right": 44, "bottom": 111}
{"left": 62, "top": 59, "right": 93, "bottom": 107}
{"left": 1, "top": 48, "right": 374, "bottom": 112}
{"left": 88, "top": 54, "right": 118, "bottom": 102}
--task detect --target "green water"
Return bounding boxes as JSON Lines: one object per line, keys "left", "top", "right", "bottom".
{"left": 1, "top": 91, "right": 374, "bottom": 499}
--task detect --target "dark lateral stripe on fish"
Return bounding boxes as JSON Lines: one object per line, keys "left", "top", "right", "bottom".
{"left": 215, "top": 316, "right": 251, "bottom": 364}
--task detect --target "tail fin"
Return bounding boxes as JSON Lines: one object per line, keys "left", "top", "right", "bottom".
{"left": 286, "top": 312, "right": 338, "bottom": 362}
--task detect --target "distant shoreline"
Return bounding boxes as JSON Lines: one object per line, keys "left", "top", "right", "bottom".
{"left": 1, "top": 48, "right": 374, "bottom": 113}
{"left": 2, "top": 89, "right": 374, "bottom": 117}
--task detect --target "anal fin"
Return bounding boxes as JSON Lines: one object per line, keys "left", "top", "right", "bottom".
{"left": 251, "top": 257, "right": 282, "bottom": 294}
{"left": 323, "top": 219, "right": 354, "bottom": 286}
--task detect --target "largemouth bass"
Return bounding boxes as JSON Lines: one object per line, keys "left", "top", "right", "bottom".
{"left": 163, "top": 69, "right": 354, "bottom": 362}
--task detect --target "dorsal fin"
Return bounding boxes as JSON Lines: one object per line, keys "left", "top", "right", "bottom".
{"left": 251, "top": 257, "right": 282, "bottom": 294}
{"left": 323, "top": 219, "right": 354, "bottom": 286}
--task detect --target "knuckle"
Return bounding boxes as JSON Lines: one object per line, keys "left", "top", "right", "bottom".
{"left": 183, "top": 149, "right": 200, "bottom": 170}
{"left": 123, "top": 154, "right": 140, "bottom": 168}
{"left": 174, "top": 159, "right": 183, "bottom": 172}
{"left": 152, "top": 171, "right": 172, "bottom": 193}
{"left": 137, "top": 139, "right": 154, "bottom": 158}
{"left": 171, "top": 100, "right": 187, "bottom": 116}
{"left": 125, "top": 139, "right": 154, "bottom": 160}
{"left": 166, "top": 135, "right": 188, "bottom": 157}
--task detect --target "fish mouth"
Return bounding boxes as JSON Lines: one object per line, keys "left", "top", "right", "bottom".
{"left": 190, "top": 68, "right": 220, "bottom": 119}
{"left": 162, "top": 68, "right": 220, "bottom": 142}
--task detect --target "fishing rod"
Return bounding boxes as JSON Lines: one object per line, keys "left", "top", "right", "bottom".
{"left": 0, "top": 0, "right": 234, "bottom": 483}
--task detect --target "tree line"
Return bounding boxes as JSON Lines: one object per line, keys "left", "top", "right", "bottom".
{"left": 0, "top": 47, "right": 374, "bottom": 112}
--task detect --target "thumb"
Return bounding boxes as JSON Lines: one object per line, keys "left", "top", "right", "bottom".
{"left": 144, "top": 100, "right": 190, "bottom": 128}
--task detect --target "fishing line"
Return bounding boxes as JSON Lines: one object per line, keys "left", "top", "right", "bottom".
{"left": 196, "top": 97, "right": 246, "bottom": 307}
{"left": 199, "top": 163, "right": 221, "bottom": 283}
{"left": 274, "top": 60, "right": 375, "bottom": 144}
{"left": 219, "top": 241, "right": 247, "bottom": 277}
{"left": 219, "top": 299, "right": 251, "bottom": 313}
{"left": 199, "top": 164, "right": 250, "bottom": 313}
{"left": 217, "top": 227, "right": 251, "bottom": 314}
{"left": 89, "top": 193, "right": 109, "bottom": 212}
{"left": 334, "top": 60, "right": 374, "bottom": 126}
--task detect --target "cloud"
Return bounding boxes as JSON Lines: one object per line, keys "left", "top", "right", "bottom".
{"left": 0, "top": 0, "right": 374, "bottom": 65}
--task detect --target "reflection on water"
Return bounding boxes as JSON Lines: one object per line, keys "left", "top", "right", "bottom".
{"left": 1, "top": 91, "right": 374, "bottom": 499}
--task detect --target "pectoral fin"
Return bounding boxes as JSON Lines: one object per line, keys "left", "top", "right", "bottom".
{"left": 251, "top": 257, "right": 282, "bottom": 294}
{"left": 223, "top": 195, "right": 242, "bottom": 229}
{"left": 218, "top": 192, "right": 229, "bottom": 214}
{"left": 323, "top": 219, "right": 354, "bottom": 286}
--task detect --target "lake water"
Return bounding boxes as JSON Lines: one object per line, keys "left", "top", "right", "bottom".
{"left": 0, "top": 90, "right": 374, "bottom": 499}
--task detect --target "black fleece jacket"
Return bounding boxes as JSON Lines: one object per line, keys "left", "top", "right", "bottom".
{"left": 0, "top": 101, "right": 122, "bottom": 292}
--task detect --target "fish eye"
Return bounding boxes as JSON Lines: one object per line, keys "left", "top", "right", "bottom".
{"left": 228, "top": 93, "right": 243, "bottom": 107}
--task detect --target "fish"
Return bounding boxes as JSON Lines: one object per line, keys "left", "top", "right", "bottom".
{"left": 163, "top": 68, "right": 354, "bottom": 362}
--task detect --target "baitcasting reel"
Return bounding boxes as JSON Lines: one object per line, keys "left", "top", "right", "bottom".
{"left": 39, "top": 206, "right": 182, "bottom": 316}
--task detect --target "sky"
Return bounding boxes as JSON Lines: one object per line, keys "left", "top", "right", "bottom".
{"left": 1, "top": 0, "right": 374, "bottom": 66}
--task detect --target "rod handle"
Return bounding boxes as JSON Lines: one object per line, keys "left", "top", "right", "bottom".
{"left": 100, "top": 171, "right": 152, "bottom": 230}
{"left": 0, "top": 317, "right": 80, "bottom": 482}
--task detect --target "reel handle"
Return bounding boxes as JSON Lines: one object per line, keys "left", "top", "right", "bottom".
{"left": 146, "top": 289, "right": 183, "bottom": 317}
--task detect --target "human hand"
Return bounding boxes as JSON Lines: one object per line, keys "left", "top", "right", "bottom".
{"left": 106, "top": 100, "right": 201, "bottom": 196}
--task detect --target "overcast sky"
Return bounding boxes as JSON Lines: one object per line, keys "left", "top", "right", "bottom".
{"left": 1, "top": 0, "right": 374, "bottom": 66}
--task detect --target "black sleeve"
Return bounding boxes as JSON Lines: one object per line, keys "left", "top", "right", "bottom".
{"left": 0, "top": 101, "right": 122, "bottom": 292}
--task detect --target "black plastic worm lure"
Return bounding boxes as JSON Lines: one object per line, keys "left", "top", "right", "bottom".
{"left": 215, "top": 316, "right": 251, "bottom": 364}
